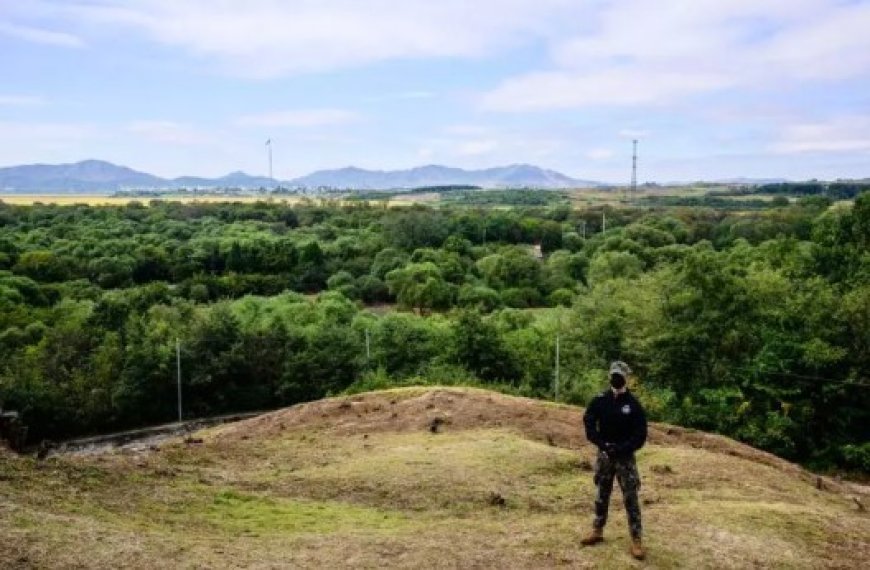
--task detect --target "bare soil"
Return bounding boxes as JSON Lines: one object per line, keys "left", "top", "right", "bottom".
{"left": 216, "top": 387, "right": 855, "bottom": 494}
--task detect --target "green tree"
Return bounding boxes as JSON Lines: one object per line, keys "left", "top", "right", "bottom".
{"left": 12, "top": 251, "right": 73, "bottom": 282}
{"left": 450, "top": 310, "right": 521, "bottom": 383}
{"left": 386, "top": 262, "right": 455, "bottom": 313}
{"left": 588, "top": 251, "right": 643, "bottom": 284}
{"left": 457, "top": 284, "right": 502, "bottom": 313}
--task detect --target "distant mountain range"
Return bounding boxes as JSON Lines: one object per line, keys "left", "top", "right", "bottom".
{"left": 0, "top": 160, "right": 166, "bottom": 192}
{"left": 293, "top": 164, "right": 599, "bottom": 189}
{"left": 0, "top": 160, "right": 598, "bottom": 192}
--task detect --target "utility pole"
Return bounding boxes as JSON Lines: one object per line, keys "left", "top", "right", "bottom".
{"left": 602, "top": 212, "right": 607, "bottom": 233}
{"left": 365, "top": 328, "right": 371, "bottom": 366}
{"left": 554, "top": 331, "right": 561, "bottom": 401}
{"left": 176, "top": 338, "right": 183, "bottom": 423}
{"left": 581, "top": 220, "right": 586, "bottom": 239}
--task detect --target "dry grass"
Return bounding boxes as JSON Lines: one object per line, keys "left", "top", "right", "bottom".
{"left": 1, "top": 387, "right": 867, "bottom": 569}
{"left": 0, "top": 193, "right": 442, "bottom": 210}
{"left": 2, "top": 185, "right": 733, "bottom": 209}
{"left": 0, "top": 194, "right": 313, "bottom": 206}
{"left": 565, "top": 186, "right": 714, "bottom": 208}
{"left": 387, "top": 192, "right": 441, "bottom": 205}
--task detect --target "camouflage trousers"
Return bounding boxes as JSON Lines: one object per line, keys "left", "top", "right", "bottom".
{"left": 592, "top": 450, "right": 642, "bottom": 539}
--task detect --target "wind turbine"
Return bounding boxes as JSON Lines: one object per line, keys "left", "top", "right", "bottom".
{"left": 265, "top": 138, "right": 273, "bottom": 185}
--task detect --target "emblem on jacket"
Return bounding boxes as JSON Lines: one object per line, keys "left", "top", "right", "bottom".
{"left": 621, "top": 404, "right": 631, "bottom": 414}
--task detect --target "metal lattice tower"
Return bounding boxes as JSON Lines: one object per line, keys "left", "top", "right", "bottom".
{"left": 631, "top": 139, "right": 638, "bottom": 200}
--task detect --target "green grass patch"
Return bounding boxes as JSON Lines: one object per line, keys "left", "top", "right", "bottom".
{"left": 275, "top": 429, "right": 588, "bottom": 514}
{"left": 204, "top": 489, "right": 407, "bottom": 535}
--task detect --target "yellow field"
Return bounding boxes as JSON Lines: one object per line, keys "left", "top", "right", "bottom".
{"left": 1, "top": 186, "right": 794, "bottom": 209}
{"left": 1, "top": 193, "right": 413, "bottom": 208}
{"left": 0, "top": 194, "right": 317, "bottom": 206}
{"left": 386, "top": 192, "right": 440, "bottom": 205}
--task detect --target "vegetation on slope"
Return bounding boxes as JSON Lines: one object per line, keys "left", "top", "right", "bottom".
{"left": 0, "top": 194, "right": 868, "bottom": 471}
{"left": 1, "top": 388, "right": 867, "bottom": 569}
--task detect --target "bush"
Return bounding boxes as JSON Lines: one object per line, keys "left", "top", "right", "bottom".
{"left": 561, "top": 368, "right": 607, "bottom": 406}
{"left": 458, "top": 284, "right": 502, "bottom": 312}
{"left": 841, "top": 443, "right": 870, "bottom": 472}
{"left": 500, "top": 287, "right": 543, "bottom": 308}
{"left": 357, "top": 275, "right": 390, "bottom": 303}
{"left": 327, "top": 270, "right": 359, "bottom": 299}
{"left": 344, "top": 367, "right": 396, "bottom": 395}
{"left": 588, "top": 251, "right": 643, "bottom": 284}
{"left": 548, "top": 288, "right": 575, "bottom": 307}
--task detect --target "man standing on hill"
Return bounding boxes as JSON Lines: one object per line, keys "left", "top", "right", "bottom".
{"left": 581, "top": 361, "right": 648, "bottom": 560}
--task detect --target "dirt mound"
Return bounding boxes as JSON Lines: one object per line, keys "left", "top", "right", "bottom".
{"left": 213, "top": 387, "right": 859, "bottom": 496}
{"left": 217, "top": 387, "right": 580, "bottom": 444}
{"left": 5, "top": 386, "right": 868, "bottom": 569}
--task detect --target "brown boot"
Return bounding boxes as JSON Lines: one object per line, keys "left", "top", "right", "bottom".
{"left": 630, "top": 538, "right": 646, "bottom": 560}
{"left": 580, "top": 527, "right": 604, "bottom": 546}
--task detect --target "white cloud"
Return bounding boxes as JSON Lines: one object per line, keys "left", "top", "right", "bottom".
{"left": 415, "top": 123, "right": 570, "bottom": 167}
{"left": 393, "top": 91, "right": 435, "bottom": 100}
{"left": 4, "top": 0, "right": 868, "bottom": 180}
{"left": 760, "top": 3, "right": 870, "bottom": 81}
{"left": 0, "top": 95, "right": 46, "bottom": 106}
{"left": 457, "top": 139, "right": 499, "bottom": 156}
{"left": 57, "top": 0, "right": 577, "bottom": 77}
{"left": 126, "top": 121, "right": 211, "bottom": 145}
{"left": 0, "top": 21, "right": 84, "bottom": 48}
{"left": 771, "top": 117, "right": 870, "bottom": 154}
{"left": 585, "top": 148, "right": 614, "bottom": 160}
{"left": 482, "top": 69, "right": 734, "bottom": 111}
{"left": 417, "top": 147, "right": 435, "bottom": 160}
{"left": 481, "top": 0, "right": 870, "bottom": 111}
{"left": 618, "top": 129, "right": 649, "bottom": 139}
{"left": 0, "top": 121, "right": 96, "bottom": 141}
{"left": 234, "top": 109, "right": 361, "bottom": 128}
{"left": 443, "top": 124, "right": 490, "bottom": 136}
{"left": 365, "top": 91, "right": 436, "bottom": 103}
{"left": 0, "top": 121, "right": 99, "bottom": 166}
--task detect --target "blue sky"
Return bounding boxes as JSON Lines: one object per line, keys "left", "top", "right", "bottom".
{"left": 1, "top": 0, "right": 869, "bottom": 182}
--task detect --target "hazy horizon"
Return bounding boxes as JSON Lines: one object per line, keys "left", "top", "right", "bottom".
{"left": 2, "top": 1, "right": 869, "bottom": 183}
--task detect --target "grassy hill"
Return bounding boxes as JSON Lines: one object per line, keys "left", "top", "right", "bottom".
{"left": 1, "top": 387, "right": 868, "bottom": 569}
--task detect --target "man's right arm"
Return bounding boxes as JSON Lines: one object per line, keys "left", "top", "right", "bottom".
{"left": 583, "top": 397, "right": 604, "bottom": 449}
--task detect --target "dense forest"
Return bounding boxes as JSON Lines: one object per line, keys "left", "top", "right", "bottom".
{"left": 0, "top": 194, "right": 867, "bottom": 472}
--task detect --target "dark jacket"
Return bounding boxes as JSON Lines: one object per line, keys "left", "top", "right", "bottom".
{"left": 583, "top": 389, "right": 647, "bottom": 457}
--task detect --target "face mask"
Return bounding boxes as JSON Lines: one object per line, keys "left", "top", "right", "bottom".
{"left": 610, "top": 373, "right": 626, "bottom": 389}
